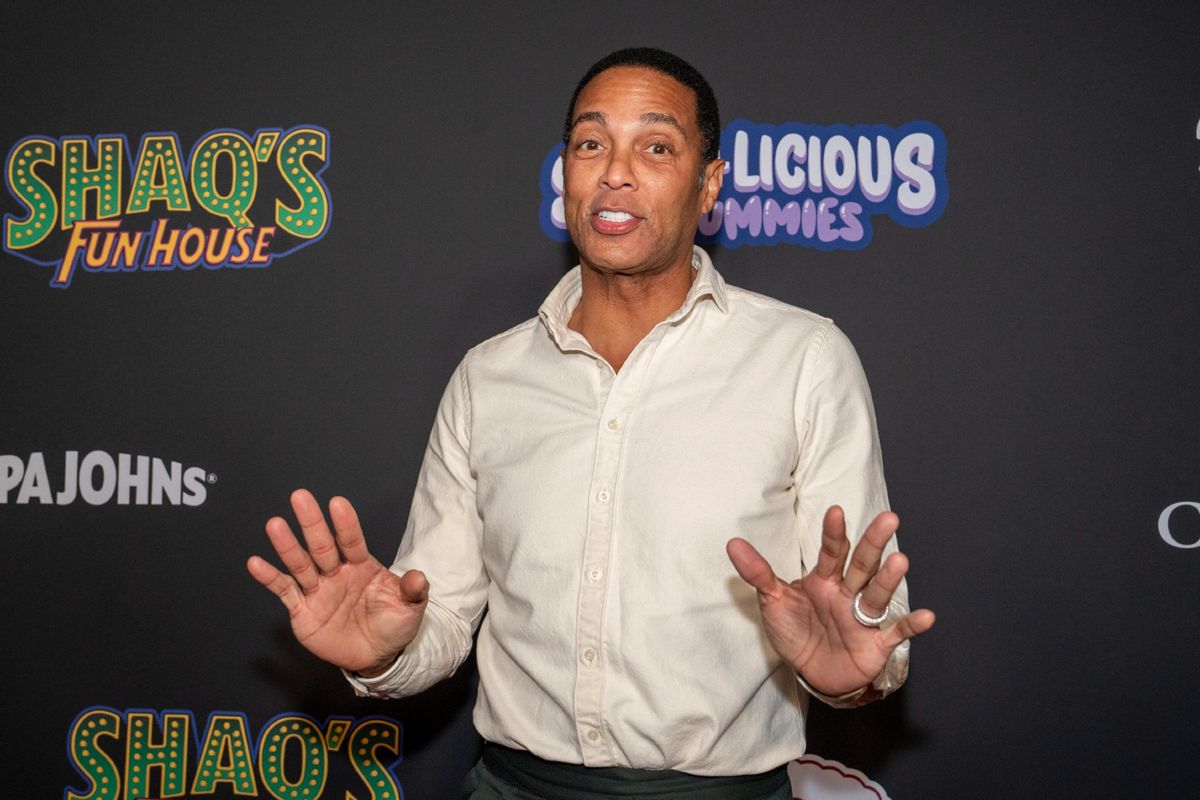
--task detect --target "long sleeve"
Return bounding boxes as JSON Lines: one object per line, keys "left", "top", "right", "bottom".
{"left": 791, "top": 322, "right": 910, "bottom": 707}
{"left": 346, "top": 360, "right": 490, "bottom": 699}
{"left": 349, "top": 248, "right": 915, "bottom": 772}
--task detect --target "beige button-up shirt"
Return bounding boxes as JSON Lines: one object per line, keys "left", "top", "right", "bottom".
{"left": 348, "top": 247, "right": 909, "bottom": 776}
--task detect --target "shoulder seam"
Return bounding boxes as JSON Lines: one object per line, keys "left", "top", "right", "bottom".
{"left": 464, "top": 316, "right": 541, "bottom": 357}
{"left": 724, "top": 284, "right": 834, "bottom": 326}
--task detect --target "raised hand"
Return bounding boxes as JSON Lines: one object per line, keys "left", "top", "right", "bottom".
{"left": 726, "top": 505, "right": 935, "bottom": 698}
{"left": 246, "top": 489, "right": 428, "bottom": 676}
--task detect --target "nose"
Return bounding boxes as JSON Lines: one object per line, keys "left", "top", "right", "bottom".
{"left": 599, "top": 144, "right": 636, "bottom": 191}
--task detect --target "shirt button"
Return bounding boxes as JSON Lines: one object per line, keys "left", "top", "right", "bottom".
{"left": 586, "top": 729, "right": 601, "bottom": 742}
{"left": 588, "top": 567, "right": 603, "bottom": 583}
{"left": 596, "top": 359, "right": 605, "bottom": 369}
{"left": 596, "top": 488, "right": 611, "bottom": 504}
{"left": 606, "top": 418, "right": 620, "bottom": 431}
{"left": 582, "top": 648, "right": 596, "bottom": 664}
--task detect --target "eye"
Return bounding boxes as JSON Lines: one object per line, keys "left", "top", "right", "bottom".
{"left": 647, "top": 142, "right": 672, "bottom": 156}
{"left": 576, "top": 139, "right": 601, "bottom": 152}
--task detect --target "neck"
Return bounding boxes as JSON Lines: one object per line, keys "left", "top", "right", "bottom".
{"left": 568, "top": 253, "right": 695, "bottom": 372}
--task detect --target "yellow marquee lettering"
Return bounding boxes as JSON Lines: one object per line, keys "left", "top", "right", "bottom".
{"left": 347, "top": 720, "right": 401, "bottom": 800}
{"left": 61, "top": 137, "right": 123, "bottom": 229}
{"left": 257, "top": 716, "right": 328, "bottom": 800}
{"left": 123, "top": 711, "right": 190, "bottom": 800}
{"left": 191, "top": 131, "right": 256, "bottom": 227}
{"left": 66, "top": 709, "right": 121, "bottom": 800}
{"left": 191, "top": 714, "right": 259, "bottom": 796}
{"left": 274, "top": 128, "right": 329, "bottom": 239}
{"left": 126, "top": 135, "right": 191, "bottom": 216}
{"left": 5, "top": 137, "right": 58, "bottom": 249}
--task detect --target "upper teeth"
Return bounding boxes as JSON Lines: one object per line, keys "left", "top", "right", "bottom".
{"left": 598, "top": 210, "right": 633, "bottom": 222}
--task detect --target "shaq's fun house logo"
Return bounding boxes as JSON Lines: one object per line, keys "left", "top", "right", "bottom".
{"left": 540, "top": 119, "right": 947, "bottom": 250}
{"left": 2, "top": 125, "right": 330, "bottom": 288}
{"left": 0, "top": 450, "right": 213, "bottom": 507}
{"left": 65, "top": 707, "right": 403, "bottom": 800}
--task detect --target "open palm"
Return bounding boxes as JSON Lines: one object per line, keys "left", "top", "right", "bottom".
{"left": 247, "top": 489, "right": 429, "bottom": 676}
{"left": 727, "top": 505, "right": 935, "bottom": 698}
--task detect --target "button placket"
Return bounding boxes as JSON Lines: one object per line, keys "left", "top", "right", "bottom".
{"left": 573, "top": 324, "right": 668, "bottom": 764}
{"left": 573, "top": 368, "right": 630, "bottom": 762}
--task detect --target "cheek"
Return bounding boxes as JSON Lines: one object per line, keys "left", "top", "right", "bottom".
{"left": 562, "top": 160, "right": 593, "bottom": 198}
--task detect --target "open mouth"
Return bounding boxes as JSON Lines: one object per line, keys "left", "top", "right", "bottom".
{"left": 598, "top": 210, "right": 633, "bottom": 223}
{"left": 591, "top": 208, "right": 641, "bottom": 234}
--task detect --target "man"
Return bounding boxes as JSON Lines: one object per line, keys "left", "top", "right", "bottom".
{"left": 248, "top": 47, "right": 934, "bottom": 799}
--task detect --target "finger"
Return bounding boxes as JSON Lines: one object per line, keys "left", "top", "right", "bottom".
{"left": 398, "top": 569, "right": 430, "bottom": 604}
{"left": 290, "top": 489, "right": 341, "bottom": 575}
{"left": 879, "top": 608, "right": 936, "bottom": 650}
{"left": 246, "top": 555, "right": 303, "bottom": 616}
{"left": 857, "top": 551, "right": 910, "bottom": 619}
{"left": 812, "top": 505, "right": 851, "bottom": 580}
{"left": 328, "top": 496, "right": 371, "bottom": 564}
{"left": 726, "top": 538, "right": 784, "bottom": 599}
{"left": 843, "top": 510, "right": 899, "bottom": 594}
{"left": 264, "top": 514, "right": 320, "bottom": 593}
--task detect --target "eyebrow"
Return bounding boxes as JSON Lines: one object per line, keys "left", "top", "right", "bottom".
{"left": 570, "top": 111, "right": 689, "bottom": 139}
{"left": 571, "top": 110, "right": 607, "bottom": 130}
{"left": 639, "top": 112, "right": 687, "bottom": 138}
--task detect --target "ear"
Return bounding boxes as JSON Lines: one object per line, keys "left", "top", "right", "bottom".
{"left": 699, "top": 159, "right": 725, "bottom": 214}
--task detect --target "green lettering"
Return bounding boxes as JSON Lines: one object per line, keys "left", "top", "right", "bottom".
{"left": 274, "top": 128, "right": 329, "bottom": 238}
{"left": 5, "top": 137, "right": 58, "bottom": 248}
{"left": 66, "top": 708, "right": 121, "bottom": 800}
{"left": 61, "top": 137, "right": 123, "bottom": 229}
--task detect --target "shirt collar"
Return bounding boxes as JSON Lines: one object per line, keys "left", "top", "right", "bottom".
{"left": 538, "top": 246, "right": 729, "bottom": 349}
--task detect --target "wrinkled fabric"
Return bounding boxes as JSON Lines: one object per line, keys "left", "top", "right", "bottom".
{"left": 348, "top": 247, "right": 909, "bottom": 775}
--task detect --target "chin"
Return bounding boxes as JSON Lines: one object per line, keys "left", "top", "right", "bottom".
{"left": 578, "top": 244, "right": 653, "bottom": 274}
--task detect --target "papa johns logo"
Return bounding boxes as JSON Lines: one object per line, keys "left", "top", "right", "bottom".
{"left": 0, "top": 451, "right": 212, "bottom": 506}
{"left": 3, "top": 125, "right": 330, "bottom": 288}
{"left": 540, "top": 119, "right": 947, "bottom": 250}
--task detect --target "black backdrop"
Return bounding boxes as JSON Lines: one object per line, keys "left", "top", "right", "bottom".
{"left": 2, "top": 2, "right": 1198, "bottom": 797}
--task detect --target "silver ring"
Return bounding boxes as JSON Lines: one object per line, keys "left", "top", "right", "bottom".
{"left": 853, "top": 591, "right": 889, "bottom": 627}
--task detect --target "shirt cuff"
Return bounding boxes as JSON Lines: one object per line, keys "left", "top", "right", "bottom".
{"left": 340, "top": 595, "right": 473, "bottom": 699}
{"left": 342, "top": 654, "right": 408, "bottom": 699}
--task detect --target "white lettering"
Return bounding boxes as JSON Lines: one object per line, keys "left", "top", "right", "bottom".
{"left": 16, "top": 452, "right": 52, "bottom": 504}
{"left": 117, "top": 453, "right": 150, "bottom": 505}
{"left": 152, "top": 459, "right": 182, "bottom": 505}
{"left": 757, "top": 134, "right": 774, "bottom": 191}
{"left": 732, "top": 130, "right": 760, "bottom": 192}
{"left": 80, "top": 451, "right": 117, "bottom": 505}
{"left": 182, "top": 467, "right": 207, "bottom": 506}
{"left": 858, "top": 135, "right": 892, "bottom": 202}
{"left": 806, "top": 135, "right": 823, "bottom": 191}
{"left": 1159, "top": 502, "right": 1200, "bottom": 549}
{"left": 0, "top": 450, "right": 208, "bottom": 506}
{"left": 56, "top": 450, "right": 78, "bottom": 504}
{"left": 0, "top": 454, "right": 26, "bottom": 503}
{"left": 823, "top": 135, "right": 856, "bottom": 196}
{"left": 774, "top": 133, "right": 806, "bottom": 195}
{"left": 894, "top": 132, "right": 936, "bottom": 215}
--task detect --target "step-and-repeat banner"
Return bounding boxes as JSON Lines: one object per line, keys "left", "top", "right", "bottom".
{"left": 2, "top": 3, "right": 1197, "bottom": 797}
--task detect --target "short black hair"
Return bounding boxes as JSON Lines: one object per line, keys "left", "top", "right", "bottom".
{"left": 562, "top": 47, "right": 721, "bottom": 165}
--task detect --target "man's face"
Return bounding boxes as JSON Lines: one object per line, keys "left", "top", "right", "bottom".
{"left": 563, "top": 66, "right": 722, "bottom": 278}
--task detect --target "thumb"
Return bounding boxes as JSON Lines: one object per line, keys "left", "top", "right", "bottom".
{"left": 398, "top": 569, "right": 429, "bottom": 604}
{"left": 726, "top": 538, "right": 783, "bottom": 599}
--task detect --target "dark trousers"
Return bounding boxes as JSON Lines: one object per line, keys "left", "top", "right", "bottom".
{"left": 461, "top": 743, "right": 792, "bottom": 800}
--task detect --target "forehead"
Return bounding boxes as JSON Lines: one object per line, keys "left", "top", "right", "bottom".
{"left": 573, "top": 66, "right": 698, "bottom": 130}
